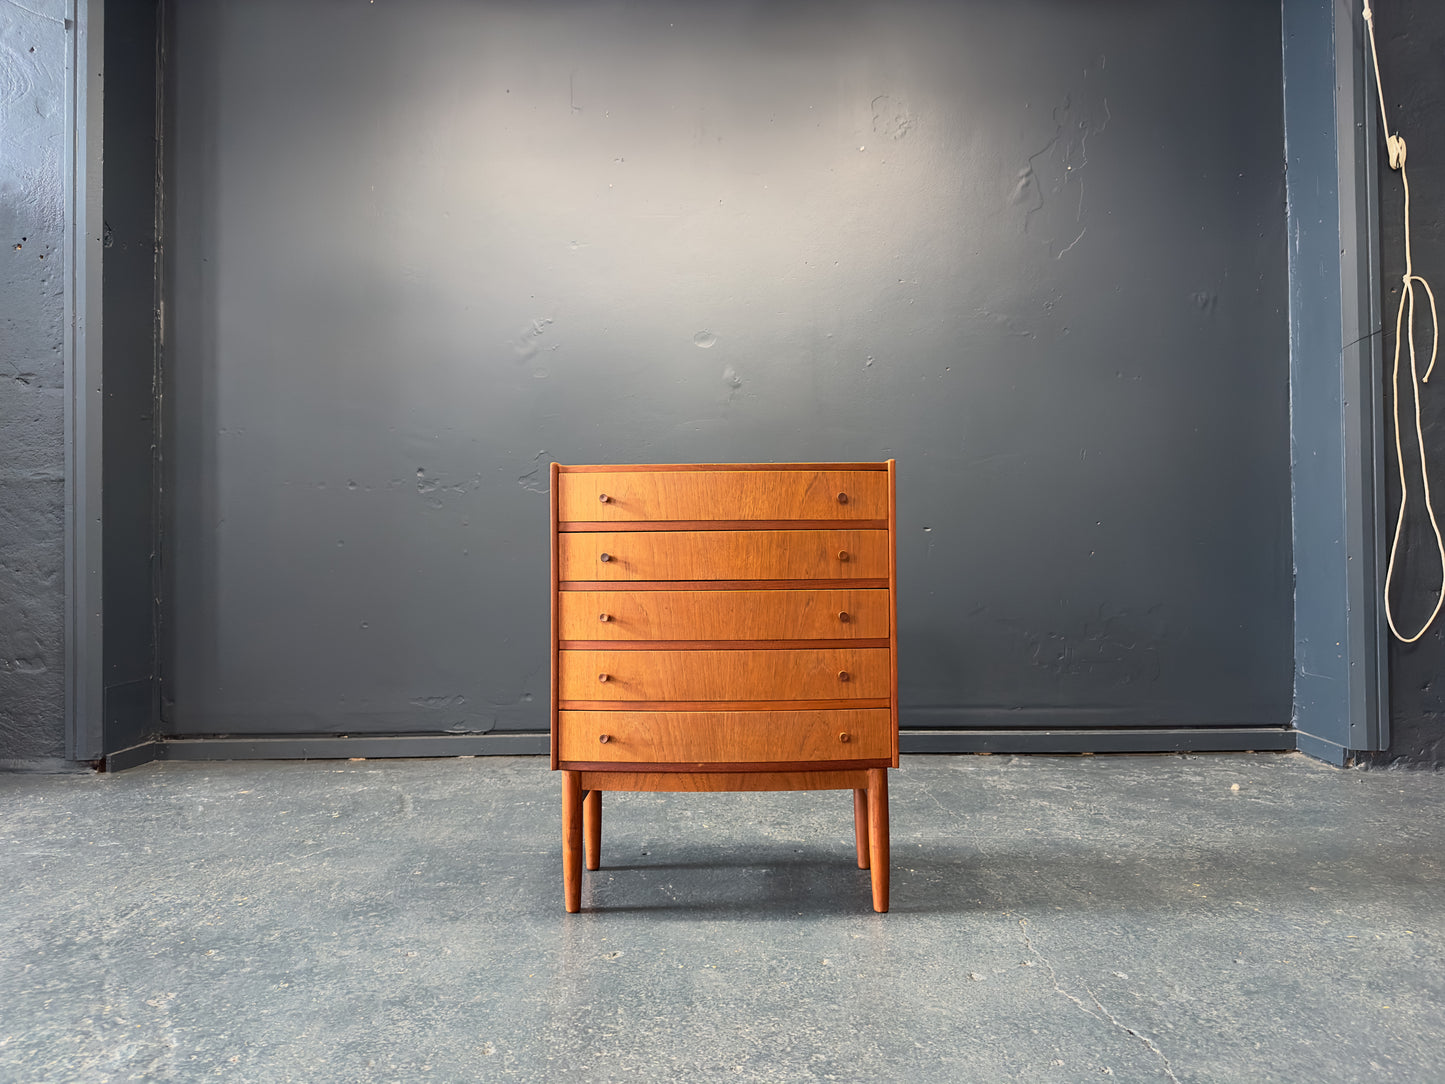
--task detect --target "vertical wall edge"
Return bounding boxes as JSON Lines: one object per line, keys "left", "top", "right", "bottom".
{"left": 1336, "top": 0, "right": 1388, "bottom": 752}
{"left": 64, "top": 0, "right": 106, "bottom": 763}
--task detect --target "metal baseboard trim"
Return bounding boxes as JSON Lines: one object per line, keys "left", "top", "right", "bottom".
{"left": 104, "top": 741, "right": 163, "bottom": 772}
{"left": 106, "top": 728, "right": 1297, "bottom": 767}
{"left": 153, "top": 733, "right": 552, "bottom": 761}
{"left": 899, "top": 727, "right": 1296, "bottom": 755}
{"left": 1293, "top": 730, "right": 1351, "bottom": 766}
{"left": 901, "top": 708, "right": 1291, "bottom": 730}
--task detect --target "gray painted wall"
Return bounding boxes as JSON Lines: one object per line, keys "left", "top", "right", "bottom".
{"left": 102, "top": 0, "right": 161, "bottom": 753}
{"left": 1281, "top": 0, "right": 1388, "bottom": 766}
{"left": 1374, "top": 0, "right": 1445, "bottom": 767}
{"left": 0, "top": 0, "right": 69, "bottom": 769}
{"left": 161, "top": 0, "right": 1293, "bottom": 741}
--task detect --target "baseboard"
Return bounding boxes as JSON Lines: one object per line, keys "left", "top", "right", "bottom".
{"left": 103, "top": 741, "right": 164, "bottom": 772}
{"left": 899, "top": 727, "right": 1296, "bottom": 755}
{"left": 151, "top": 732, "right": 551, "bottom": 762}
{"left": 1293, "top": 730, "right": 1351, "bottom": 766}
{"left": 99, "top": 726, "right": 1298, "bottom": 770}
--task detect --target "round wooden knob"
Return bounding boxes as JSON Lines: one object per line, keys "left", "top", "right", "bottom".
{"left": 838, "top": 670, "right": 850, "bottom": 682}
{"left": 598, "top": 613, "right": 611, "bottom": 622}
{"left": 598, "top": 733, "right": 611, "bottom": 744}
{"left": 837, "top": 492, "right": 849, "bottom": 504}
{"left": 838, "top": 611, "right": 850, "bottom": 623}
{"left": 838, "top": 550, "right": 849, "bottom": 562}
{"left": 598, "top": 673, "right": 610, "bottom": 683}
{"left": 839, "top": 732, "right": 851, "bottom": 743}
{"left": 599, "top": 552, "right": 612, "bottom": 563}
{"left": 599, "top": 493, "right": 611, "bottom": 503}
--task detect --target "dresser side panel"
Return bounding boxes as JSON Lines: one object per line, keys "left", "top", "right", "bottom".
{"left": 550, "top": 462, "right": 562, "bottom": 770}
{"left": 888, "top": 458, "right": 899, "bottom": 766}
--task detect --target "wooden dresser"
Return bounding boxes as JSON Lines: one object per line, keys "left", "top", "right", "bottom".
{"left": 549, "top": 461, "right": 898, "bottom": 912}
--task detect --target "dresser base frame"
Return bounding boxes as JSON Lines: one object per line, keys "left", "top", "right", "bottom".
{"left": 561, "top": 767, "right": 889, "bottom": 914}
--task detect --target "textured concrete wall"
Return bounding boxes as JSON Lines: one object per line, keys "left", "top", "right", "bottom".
{"left": 1376, "top": 0, "right": 1445, "bottom": 767}
{"left": 0, "top": 0, "right": 68, "bottom": 768}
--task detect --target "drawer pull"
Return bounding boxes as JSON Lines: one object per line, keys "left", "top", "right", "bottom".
{"left": 598, "top": 612, "right": 611, "bottom": 622}
{"left": 599, "top": 552, "right": 613, "bottom": 563}
{"left": 598, "top": 493, "right": 611, "bottom": 503}
{"left": 838, "top": 610, "right": 850, "bottom": 623}
{"left": 838, "top": 670, "right": 851, "bottom": 682}
{"left": 598, "top": 733, "right": 612, "bottom": 744}
{"left": 837, "top": 492, "right": 849, "bottom": 504}
{"left": 598, "top": 673, "right": 611, "bottom": 683}
{"left": 838, "top": 550, "right": 849, "bottom": 562}
{"left": 839, "top": 732, "right": 851, "bottom": 743}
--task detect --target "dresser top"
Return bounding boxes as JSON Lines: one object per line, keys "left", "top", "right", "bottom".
{"left": 556, "top": 462, "right": 891, "bottom": 473}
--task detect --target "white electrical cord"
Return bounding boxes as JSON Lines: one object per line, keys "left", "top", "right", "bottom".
{"left": 1365, "top": 2, "right": 1443, "bottom": 643}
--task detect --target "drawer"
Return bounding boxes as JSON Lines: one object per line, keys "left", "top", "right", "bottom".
{"left": 558, "top": 530, "right": 889, "bottom": 582}
{"left": 558, "top": 648, "right": 891, "bottom": 702}
{"left": 560, "top": 589, "right": 890, "bottom": 641}
{"left": 558, "top": 469, "right": 887, "bottom": 523}
{"left": 558, "top": 709, "right": 893, "bottom": 764}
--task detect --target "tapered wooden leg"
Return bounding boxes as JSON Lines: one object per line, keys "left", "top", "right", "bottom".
{"left": 866, "top": 769, "right": 889, "bottom": 913}
{"left": 562, "top": 772, "right": 583, "bottom": 913}
{"left": 583, "top": 788, "right": 602, "bottom": 871}
{"left": 853, "top": 788, "right": 870, "bottom": 869}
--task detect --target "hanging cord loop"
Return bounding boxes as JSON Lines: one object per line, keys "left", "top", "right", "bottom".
{"left": 1365, "top": 2, "right": 1444, "bottom": 643}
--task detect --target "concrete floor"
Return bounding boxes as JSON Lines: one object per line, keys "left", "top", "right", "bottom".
{"left": 1, "top": 753, "right": 1442, "bottom": 1084}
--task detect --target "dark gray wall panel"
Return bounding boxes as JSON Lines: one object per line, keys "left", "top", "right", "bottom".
{"left": 102, "top": 0, "right": 160, "bottom": 753}
{"left": 163, "top": 0, "right": 1292, "bottom": 738}
{"left": 0, "top": 0, "right": 68, "bottom": 766}
{"left": 1374, "top": 0, "right": 1445, "bottom": 767}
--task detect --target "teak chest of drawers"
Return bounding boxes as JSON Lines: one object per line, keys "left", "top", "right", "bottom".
{"left": 550, "top": 461, "right": 898, "bottom": 912}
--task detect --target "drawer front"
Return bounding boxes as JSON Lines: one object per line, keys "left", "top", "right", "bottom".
{"left": 558, "top": 469, "right": 887, "bottom": 523}
{"left": 559, "top": 648, "right": 891, "bottom": 701}
{"left": 559, "top": 709, "right": 893, "bottom": 764}
{"left": 558, "top": 530, "right": 889, "bottom": 582}
{"left": 560, "top": 589, "right": 890, "bottom": 641}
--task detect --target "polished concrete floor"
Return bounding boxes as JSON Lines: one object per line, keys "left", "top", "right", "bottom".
{"left": 1, "top": 752, "right": 1442, "bottom": 1083}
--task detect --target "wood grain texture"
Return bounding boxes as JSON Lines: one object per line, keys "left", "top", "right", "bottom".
{"left": 578, "top": 769, "right": 872, "bottom": 792}
{"left": 560, "top": 529, "right": 888, "bottom": 581}
{"left": 583, "top": 789, "right": 601, "bottom": 871}
{"left": 560, "top": 519, "right": 888, "bottom": 533}
{"left": 552, "top": 461, "right": 897, "bottom": 914}
{"left": 562, "top": 639, "right": 890, "bottom": 651}
{"left": 563, "top": 759, "right": 890, "bottom": 772}
{"left": 559, "top": 470, "right": 888, "bottom": 522}
{"left": 559, "top": 698, "right": 891, "bottom": 712}
{"left": 561, "top": 578, "right": 889, "bottom": 592}
{"left": 558, "top": 463, "right": 889, "bottom": 473}
{"left": 560, "top": 589, "right": 891, "bottom": 641}
{"left": 550, "top": 462, "right": 561, "bottom": 771}
{"left": 559, "top": 709, "right": 893, "bottom": 764}
{"left": 868, "top": 768, "right": 889, "bottom": 912}
{"left": 887, "top": 458, "right": 900, "bottom": 767}
{"left": 559, "top": 648, "right": 891, "bottom": 701}
{"left": 562, "top": 770, "right": 582, "bottom": 912}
